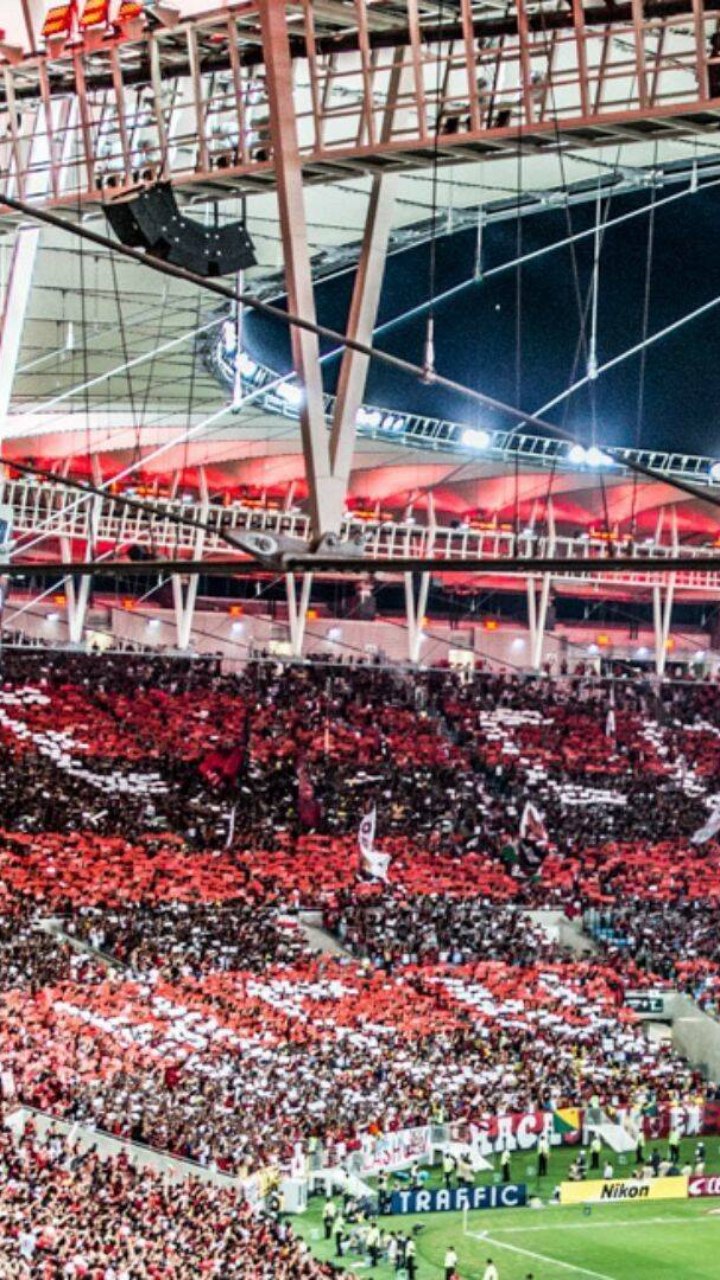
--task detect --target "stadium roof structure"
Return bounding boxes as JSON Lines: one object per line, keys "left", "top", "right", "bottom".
{"left": 3, "top": 0, "right": 720, "bottom": 669}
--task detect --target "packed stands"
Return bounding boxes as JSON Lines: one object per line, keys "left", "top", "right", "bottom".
{"left": 1, "top": 651, "right": 720, "bottom": 1198}
{"left": 0, "top": 1121, "right": 343, "bottom": 1280}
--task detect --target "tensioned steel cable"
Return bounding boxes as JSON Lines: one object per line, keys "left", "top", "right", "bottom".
{"left": 629, "top": 151, "right": 659, "bottom": 538}
{"left": 3, "top": 192, "right": 720, "bottom": 521}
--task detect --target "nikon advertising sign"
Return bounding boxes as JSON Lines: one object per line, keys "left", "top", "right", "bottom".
{"left": 560, "top": 1177, "right": 688, "bottom": 1205}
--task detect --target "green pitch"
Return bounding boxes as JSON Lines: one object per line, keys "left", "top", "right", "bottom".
{"left": 296, "top": 1138, "right": 720, "bottom": 1279}
{"left": 301, "top": 1200, "right": 720, "bottom": 1279}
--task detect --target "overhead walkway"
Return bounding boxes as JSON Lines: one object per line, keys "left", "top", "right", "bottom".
{"left": 2, "top": 2, "right": 720, "bottom": 219}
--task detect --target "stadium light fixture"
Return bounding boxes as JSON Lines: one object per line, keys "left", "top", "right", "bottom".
{"left": 461, "top": 427, "right": 490, "bottom": 450}
{"left": 567, "top": 444, "right": 587, "bottom": 465}
{"left": 277, "top": 382, "right": 304, "bottom": 408}
{"left": 586, "top": 445, "right": 614, "bottom": 468}
{"left": 237, "top": 353, "right": 259, "bottom": 379}
{"left": 356, "top": 407, "right": 383, "bottom": 429}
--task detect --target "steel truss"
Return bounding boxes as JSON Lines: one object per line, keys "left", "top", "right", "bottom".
{"left": 4, "top": 0, "right": 720, "bottom": 671}
{"left": 2, "top": 2, "right": 720, "bottom": 219}
{"left": 5, "top": 469, "right": 720, "bottom": 581}
{"left": 224, "top": 353, "right": 720, "bottom": 488}
{"left": 5, "top": 470, "right": 720, "bottom": 670}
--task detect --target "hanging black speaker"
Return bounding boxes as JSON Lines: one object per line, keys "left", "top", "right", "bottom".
{"left": 104, "top": 182, "right": 256, "bottom": 277}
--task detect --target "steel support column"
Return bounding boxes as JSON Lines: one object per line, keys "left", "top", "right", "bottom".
{"left": 405, "top": 571, "right": 431, "bottom": 663}
{"left": 172, "top": 467, "right": 208, "bottom": 650}
{"left": 0, "top": 97, "right": 76, "bottom": 443}
{"left": 653, "top": 506, "right": 678, "bottom": 677}
{"left": 0, "top": 231, "right": 38, "bottom": 437}
{"left": 259, "top": 0, "right": 344, "bottom": 540}
{"left": 259, "top": 3, "right": 402, "bottom": 542}
{"left": 526, "top": 500, "right": 556, "bottom": 670}
{"left": 62, "top": 494, "right": 101, "bottom": 644}
{"left": 286, "top": 571, "right": 313, "bottom": 657}
{"left": 329, "top": 51, "right": 405, "bottom": 485}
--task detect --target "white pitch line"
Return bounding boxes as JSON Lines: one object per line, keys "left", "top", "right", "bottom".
{"left": 487, "top": 1213, "right": 702, "bottom": 1235}
{"left": 469, "top": 1230, "right": 617, "bottom": 1280}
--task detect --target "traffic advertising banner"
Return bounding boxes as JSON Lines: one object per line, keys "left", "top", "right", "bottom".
{"left": 388, "top": 1183, "right": 528, "bottom": 1215}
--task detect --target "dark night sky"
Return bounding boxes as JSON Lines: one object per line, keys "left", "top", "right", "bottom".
{"left": 245, "top": 180, "right": 720, "bottom": 457}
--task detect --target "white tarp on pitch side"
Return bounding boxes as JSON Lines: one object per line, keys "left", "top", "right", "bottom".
{"left": 597, "top": 1122, "right": 636, "bottom": 1153}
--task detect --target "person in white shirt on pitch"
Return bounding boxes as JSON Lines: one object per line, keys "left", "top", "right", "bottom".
{"left": 444, "top": 1245, "right": 458, "bottom": 1279}
{"left": 483, "top": 1259, "right": 499, "bottom": 1280}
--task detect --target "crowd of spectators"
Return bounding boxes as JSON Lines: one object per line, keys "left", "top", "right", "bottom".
{"left": 0, "top": 650, "right": 714, "bottom": 857}
{"left": 586, "top": 899, "right": 720, "bottom": 1012}
{"left": 2, "top": 650, "right": 720, "bottom": 1245}
{"left": 327, "top": 893, "right": 551, "bottom": 969}
{"left": 0, "top": 1120, "right": 348, "bottom": 1280}
{"left": 66, "top": 899, "right": 307, "bottom": 978}
{"left": 0, "top": 949, "right": 697, "bottom": 1175}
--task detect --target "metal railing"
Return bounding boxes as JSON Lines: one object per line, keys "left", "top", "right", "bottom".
{"left": 5, "top": 474, "right": 720, "bottom": 592}
{"left": 207, "top": 348, "right": 720, "bottom": 487}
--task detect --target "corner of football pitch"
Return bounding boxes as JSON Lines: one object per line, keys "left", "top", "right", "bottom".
{"left": 299, "top": 1198, "right": 720, "bottom": 1279}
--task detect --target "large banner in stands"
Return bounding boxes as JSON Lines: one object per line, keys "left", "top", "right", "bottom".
{"left": 389, "top": 1184, "right": 528, "bottom": 1215}
{"left": 356, "top": 1126, "right": 432, "bottom": 1176}
{"left": 560, "top": 1177, "right": 688, "bottom": 1206}
{"left": 625, "top": 991, "right": 667, "bottom": 1017}
{"left": 689, "top": 1175, "right": 720, "bottom": 1198}
{"left": 467, "top": 1109, "right": 583, "bottom": 1157}
{"left": 640, "top": 1103, "right": 720, "bottom": 1141}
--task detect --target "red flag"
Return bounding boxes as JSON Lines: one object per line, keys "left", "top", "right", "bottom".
{"left": 297, "top": 758, "right": 321, "bottom": 829}
{"left": 199, "top": 719, "right": 250, "bottom": 790}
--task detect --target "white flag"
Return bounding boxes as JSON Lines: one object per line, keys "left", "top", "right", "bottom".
{"left": 363, "top": 849, "right": 391, "bottom": 882}
{"left": 358, "top": 806, "right": 389, "bottom": 880}
{"left": 691, "top": 804, "right": 720, "bottom": 845}
{"left": 358, "top": 806, "right": 377, "bottom": 858}
{"left": 225, "top": 804, "right": 237, "bottom": 849}
{"left": 520, "top": 800, "right": 548, "bottom": 845}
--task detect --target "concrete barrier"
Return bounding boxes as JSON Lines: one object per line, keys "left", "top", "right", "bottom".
{"left": 4, "top": 1105, "right": 246, "bottom": 1190}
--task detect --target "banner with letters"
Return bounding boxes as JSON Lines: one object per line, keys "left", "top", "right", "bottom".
{"left": 388, "top": 1183, "right": 527, "bottom": 1215}
{"left": 560, "top": 1176, "right": 688, "bottom": 1206}
{"left": 354, "top": 1126, "right": 432, "bottom": 1176}
{"left": 640, "top": 1102, "right": 720, "bottom": 1141}
{"left": 467, "top": 1109, "right": 583, "bottom": 1157}
{"left": 625, "top": 991, "right": 667, "bottom": 1017}
{"left": 688, "top": 1175, "right": 720, "bottom": 1198}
